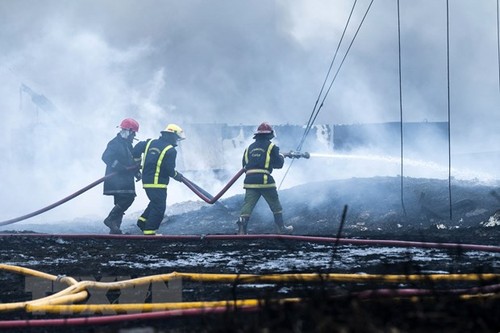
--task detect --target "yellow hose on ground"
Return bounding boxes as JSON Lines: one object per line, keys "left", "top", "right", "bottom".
{"left": 2, "top": 264, "right": 498, "bottom": 288}
{"left": 177, "top": 272, "right": 500, "bottom": 283}
{"left": 0, "top": 264, "right": 82, "bottom": 311}
{"left": 26, "top": 298, "right": 301, "bottom": 314}
{"left": 1, "top": 264, "right": 499, "bottom": 313}
{"left": 25, "top": 293, "right": 499, "bottom": 314}
{"left": 31, "top": 291, "right": 89, "bottom": 307}
{"left": 0, "top": 264, "right": 78, "bottom": 285}
{"left": 459, "top": 293, "right": 497, "bottom": 300}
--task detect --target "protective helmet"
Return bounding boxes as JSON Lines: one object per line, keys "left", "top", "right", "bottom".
{"left": 119, "top": 118, "right": 139, "bottom": 133}
{"left": 162, "top": 123, "right": 186, "bottom": 140}
{"left": 254, "top": 122, "right": 274, "bottom": 136}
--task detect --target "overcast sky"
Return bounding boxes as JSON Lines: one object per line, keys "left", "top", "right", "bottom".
{"left": 1, "top": 0, "right": 499, "bottom": 222}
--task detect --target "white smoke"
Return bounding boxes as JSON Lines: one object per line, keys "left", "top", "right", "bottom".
{"left": 0, "top": 0, "right": 499, "bottom": 228}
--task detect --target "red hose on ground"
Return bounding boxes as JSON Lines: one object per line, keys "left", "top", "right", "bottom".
{"left": 355, "top": 283, "right": 500, "bottom": 299}
{"left": 0, "top": 233, "right": 498, "bottom": 253}
{"left": 1, "top": 284, "right": 498, "bottom": 328}
{"left": 0, "top": 306, "right": 259, "bottom": 328}
{"left": 0, "top": 168, "right": 243, "bottom": 226}
{"left": 180, "top": 168, "right": 245, "bottom": 204}
{"left": 0, "top": 172, "right": 117, "bottom": 227}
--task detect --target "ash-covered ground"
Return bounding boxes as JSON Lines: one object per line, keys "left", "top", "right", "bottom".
{"left": 155, "top": 176, "right": 500, "bottom": 242}
{"left": 1, "top": 176, "right": 499, "bottom": 332}
{"left": 6, "top": 176, "right": 500, "bottom": 241}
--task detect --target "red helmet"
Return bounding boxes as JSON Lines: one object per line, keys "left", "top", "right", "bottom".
{"left": 254, "top": 122, "right": 274, "bottom": 135}
{"left": 119, "top": 118, "right": 139, "bottom": 132}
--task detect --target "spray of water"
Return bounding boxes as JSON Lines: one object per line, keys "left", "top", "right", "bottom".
{"left": 308, "top": 152, "right": 497, "bottom": 183}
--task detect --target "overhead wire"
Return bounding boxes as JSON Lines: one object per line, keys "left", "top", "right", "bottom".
{"left": 296, "top": 0, "right": 360, "bottom": 153}
{"left": 446, "top": 0, "right": 453, "bottom": 220}
{"left": 280, "top": 0, "right": 375, "bottom": 189}
{"left": 497, "top": 0, "right": 500, "bottom": 93}
{"left": 298, "top": 0, "right": 375, "bottom": 153}
{"left": 397, "top": 0, "right": 407, "bottom": 216}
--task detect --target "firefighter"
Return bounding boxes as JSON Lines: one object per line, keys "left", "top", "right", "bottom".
{"left": 102, "top": 118, "right": 141, "bottom": 234}
{"left": 237, "top": 122, "right": 293, "bottom": 235}
{"left": 133, "top": 124, "right": 185, "bottom": 235}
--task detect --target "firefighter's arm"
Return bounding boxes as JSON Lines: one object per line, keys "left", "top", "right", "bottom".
{"left": 165, "top": 149, "right": 183, "bottom": 182}
{"left": 271, "top": 146, "right": 285, "bottom": 169}
{"left": 102, "top": 140, "right": 129, "bottom": 172}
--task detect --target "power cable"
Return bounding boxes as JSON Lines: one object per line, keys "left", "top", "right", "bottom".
{"left": 280, "top": 0, "right": 374, "bottom": 189}
{"left": 446, "top": 0, "right": 453, "bottom": 220}
{"left": 397, "top": 0, "right": 407, "bottom": 216}
{"left": 497, "top": 0, "right": 500, "bottom": 93}
{"left": 296, "top": 0, "right": 359, "bottom": 153}
{"left": 279, "top": 0, "right": 360, "bottom": 189}
{"left": 298, "top": 0, "right": 375, "bottom": 153}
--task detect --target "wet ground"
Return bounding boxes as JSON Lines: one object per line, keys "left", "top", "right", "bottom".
{"left": 0, "top": 176, "right": 499, "bottom": 332}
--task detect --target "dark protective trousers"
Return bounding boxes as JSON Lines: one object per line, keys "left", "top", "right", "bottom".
{"left": 105, "top": 193, "right": 135, "bottom": 225}
{"left": 140, "top": 188, "right": 167, "bottom": 231}
{"left": 113, "top": 194, "right": 135, "bottom": 211}
{"left": 240, "top": 188, "right": 283, "bottom": 218}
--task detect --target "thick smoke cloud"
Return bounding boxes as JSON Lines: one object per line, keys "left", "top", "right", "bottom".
{"left": 0, "top": 0, "right": 499, "bottom": 223}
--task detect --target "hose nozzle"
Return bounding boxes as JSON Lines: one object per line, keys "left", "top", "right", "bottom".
{"left": 284, "top": 151, "right": 310, "bottom": 159}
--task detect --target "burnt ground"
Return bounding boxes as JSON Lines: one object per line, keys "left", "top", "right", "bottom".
{"left": 0, "top": 176, "right": 499, "bottom": 332}
{"left": 157, "top": 176, "right": 500, "bottom": 241}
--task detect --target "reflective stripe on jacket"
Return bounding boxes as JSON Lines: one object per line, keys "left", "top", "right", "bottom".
{"left": 133, "top": 137, "right": 178, "bottom": 189}
{"left": 242, "top": 138, "right": 284, "bottom": 189}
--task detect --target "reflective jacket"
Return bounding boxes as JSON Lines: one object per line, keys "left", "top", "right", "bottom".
{"left": 133, "top": 135, "right": 178, "bottom": 189}
{"left": 242, "top": 138, "right": 284, "bottom": 189}
{"left": 102, "top": 134, "right": 137, "bottom": 195}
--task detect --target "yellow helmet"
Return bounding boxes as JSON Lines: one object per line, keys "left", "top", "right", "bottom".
{"left": 162, "top": 123, "right": 186, "bottom": 140}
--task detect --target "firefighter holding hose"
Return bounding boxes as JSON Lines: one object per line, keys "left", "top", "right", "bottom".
{"left": 237, "top": 122, "right": 293, "bottom": 235}
{"left": 101, "top": 118, "right": 142, "bottom": 234}
{"left": 133, "top": 124, "right": 185, "bottom": 235}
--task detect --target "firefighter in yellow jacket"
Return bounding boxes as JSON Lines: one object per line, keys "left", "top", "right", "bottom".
{"left": 133, "top": 124, "right": 185, "bottom": 235}
{"left": 237, "top": 122, "right": 293, "bottom": 235}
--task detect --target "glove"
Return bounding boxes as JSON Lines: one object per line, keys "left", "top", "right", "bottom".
{"left": 173, "top": 171, "right": 183, "bottom": 182}
{"left": 130, "top": 162, "right": 141, "bottom": 172}
{"left": 135, "top": 171, "right": 142, "bottom": 182}
{"left": 111, "top": 160, "right": 126, "bottom": 172}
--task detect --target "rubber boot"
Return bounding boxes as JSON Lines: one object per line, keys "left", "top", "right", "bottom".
{"left": 103, "top": 205, "right": 124, "bottom": 235}
{"left": 114, "top": 214, "right": 124, "bottom": 235}
{"left": 237, "top": 217, "right": 249, "bottom": 235}
{"left": 274, "top": 213, "right": 293, "bottom": 234}
{"left": 143, "top": 229, "right": 160, "bottom": 236}
{"left": 137, "top": 216, "right": 147, "bottom": 231}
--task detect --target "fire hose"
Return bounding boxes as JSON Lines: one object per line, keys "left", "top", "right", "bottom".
{"left": 180, "top": 169, "right": 245, "bottom": 204}
{"left": 0, "top": 173, "right": 118, "bottom": 227}
{"left": 179, "top": 151, "right": 309, "bottom": 203}
{"left": 0, "top": 169, "right": 243, "bottom": 227}
{"left": 0, "top": 152, "right": 308, "bottom": 226}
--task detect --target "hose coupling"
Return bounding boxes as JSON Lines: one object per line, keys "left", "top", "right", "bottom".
{"left": 283, "top": 151, "right": 310, "bottom": 159}
{"left": 55, "top": 274, "right": 67, "bottom": 282}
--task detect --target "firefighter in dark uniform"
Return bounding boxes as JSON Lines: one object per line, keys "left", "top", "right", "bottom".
{"left": 237, "top": 122, "right": 293, "bottom": 235}
{"left": 133, "top": 124, "right": 185, "bottom": 235}
{"left": 102, "top": 118, "right": 141, "bottom": 234}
